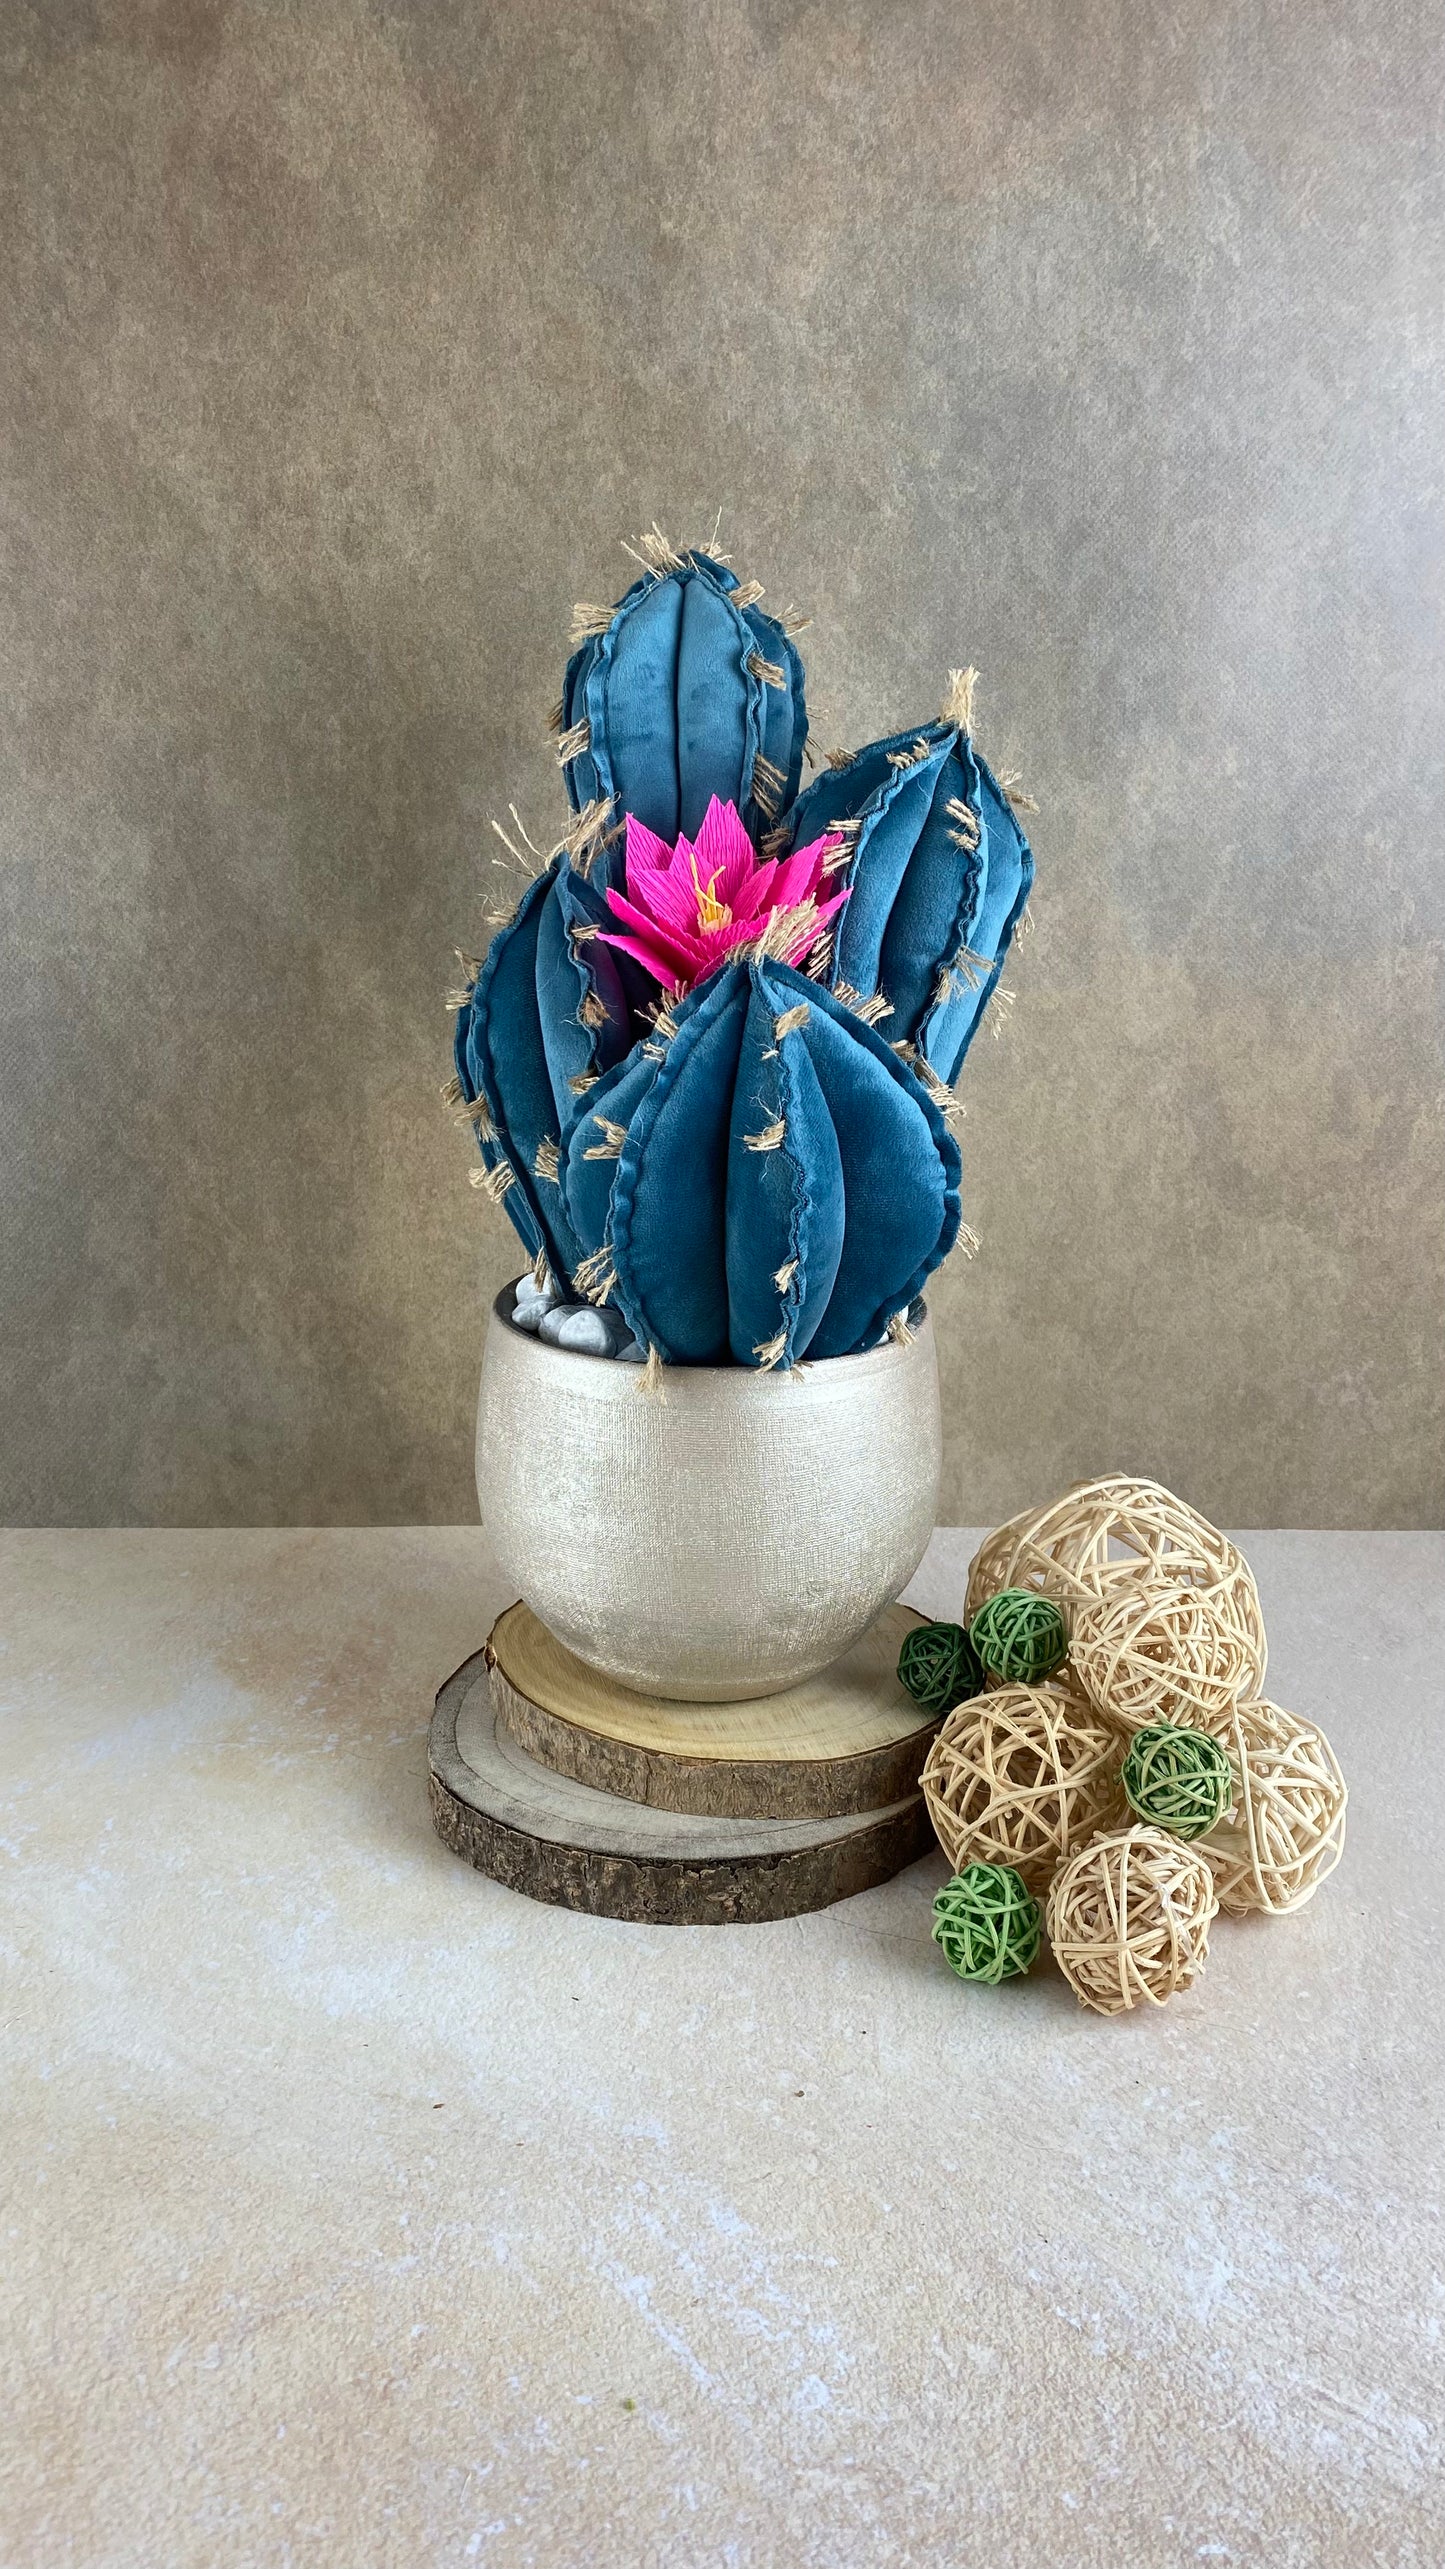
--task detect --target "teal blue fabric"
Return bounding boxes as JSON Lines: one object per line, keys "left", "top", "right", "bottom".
{"left": 606, "top": 971, "right": 745, "bottom": 1361}
{"left": 457, "top": 857, "right": 642, "bottom": 1278}
{"left": 558, "top": 1037, "right": 664, "bottom": 1287}
{"left": 786, "top": 726, "right": 960, "bottom": 1005}
{"left": 557, "top": 960, "right": 961, "bottom": 1366}
{"left": 739, "top": 593, "right": 809, "bottom": 826}
{"left": 532, "top": 868, "right": 597, "bottom": 1110}
{"left": 790, "top": 978, "right": 959, "bottom": 1358}
{"left": 726, "top": 974, "right": 844, "bottom": 1364}
{"left": 785, "top": 724, "right": 1033, "bottom": 1081}
{"left": 451, "top": 548, "right": 1030, "bottom": 1364}
{"left": 928, "top": 752, "right": 1033, "bottom": 1084}
{"left": 561, "top": 552, "right": 807, "bottom": 848}
{"left": 454, "top": 868, "right": 573, "bottom": 1276}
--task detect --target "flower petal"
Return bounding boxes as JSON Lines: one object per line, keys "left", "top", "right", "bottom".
{"left": 605, "top": 800, "right": 846, "bottom": 997}
{"left": 789, "top": 829, "right": 845, "bottom": 881}
{"left": 624, "top": 812, "right": 675, "bottom": 877}
{"left": 768, "top": 846, "right": 827, "bottom": 909}
{"left": 605, "top": 888, "right": 683, "bottom": 941}
{"left": 694, "top": 795, "right": 756, "bottom": 905}
{"left": 601, "top": 893, "right": 710, "bottom": 980}
{"left": 729, "top": 858, "right": 782, "bottom": 921}
{"left": 595, "top": 927, "right": 690, "bottom": 989}
{"left": 624, "top": 856, "right": 704, "bottom": 938}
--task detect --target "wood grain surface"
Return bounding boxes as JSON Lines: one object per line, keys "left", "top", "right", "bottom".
{"left": 430, "top": 1652, "right": 935, "bottom": 1924}
{"left": 485, "top": 1600, "right": 937, "bottom": 1817}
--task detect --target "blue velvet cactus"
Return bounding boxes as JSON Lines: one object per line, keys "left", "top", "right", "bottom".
{"left": 780, "top": 671, "right": 1034, "bottom": 1089}
{"left": 558, "top": 529, "right": 809, "bottom": 846}
{"left": 450, "top": 533, "right": 1033, "bottom": 1369}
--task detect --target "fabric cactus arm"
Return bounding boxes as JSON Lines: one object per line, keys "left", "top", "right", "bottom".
{"left": 455, "top": 864, "right": 586, "bottom": 1282}
{"left": 561, "top": 958, "right": 962, "bottom": 1368}
{"left": 560, "top": 551, "right": 808, "bottom": 848}
{"left": 923, "top": 750, "right": 1032, "bottom": 1084}
{"left": 784, "top": 714, "right": 1032, "bottom": 1080}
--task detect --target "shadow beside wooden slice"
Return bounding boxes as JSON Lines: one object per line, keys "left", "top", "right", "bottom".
{"left": 484, "top": 1598, "right": 937, "bottom": 1820}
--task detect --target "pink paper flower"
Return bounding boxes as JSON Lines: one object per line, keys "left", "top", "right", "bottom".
{"left": 596, "top": 795, "right": 849, "bottom": 996}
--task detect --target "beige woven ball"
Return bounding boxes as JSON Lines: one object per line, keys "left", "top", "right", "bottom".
{"left": 919, "top": 1678, "right": 1124, "bottom": 1892}
{"left": 1046, "top": 1825, "right": 1219, "bottom": 2015}
{"left": 1203, "top": 1699, "right": 1348, "bottom": 1914}
{"left": 1069, "top": 1578, "right": 1266, "bottom": 1737}
{"left": 965, "top": 1476, "right": 1264, "bottom": 1665}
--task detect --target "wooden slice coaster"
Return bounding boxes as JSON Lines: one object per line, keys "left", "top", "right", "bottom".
{"left": 429, "top": 1652, "right": 935, "bottom": 1926}
{"left": 485, "top": 1599, "right": 937, "bottom": 1820}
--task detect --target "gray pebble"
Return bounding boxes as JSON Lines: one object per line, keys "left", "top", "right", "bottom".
{"left": 552, "top": 1307, "right": 628, "bottom": 1356}
{"left": 536, "top": 1301, "right": 586, "bottom": 1345}
{"left": 511, "top": 1282, "right": 641, "bottom": 1359}
{"left": 511, "top": 1274, "right": 564, "bottom": 1333}
{"left": 514, "top": 1270, "right": 562, "bottom": 1311}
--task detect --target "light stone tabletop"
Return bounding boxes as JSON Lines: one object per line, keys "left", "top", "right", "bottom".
{"left": 2, "top": 1528, "right": 1441, "bottom": 2569}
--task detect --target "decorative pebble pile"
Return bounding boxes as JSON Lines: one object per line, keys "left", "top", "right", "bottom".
{"left": 508, "top": 1273, "right": 927, "bottom": 1364}
{"left": 509, "top": 1271, "right": 645, "bottom": 1360}
{"left": 904, "top": 1475, "right": 1348, "bottom": 2014}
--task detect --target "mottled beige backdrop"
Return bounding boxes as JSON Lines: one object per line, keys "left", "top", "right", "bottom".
{"left": 2, "top": 0, "right": 1441, "bottom": 1528}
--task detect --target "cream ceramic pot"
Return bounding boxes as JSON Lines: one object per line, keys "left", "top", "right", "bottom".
{"left": 475, "top": 1285, "right": 941, "bottom": 1701}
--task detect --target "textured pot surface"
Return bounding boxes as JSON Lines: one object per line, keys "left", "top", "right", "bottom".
{"left": 476, "top": 1287, "right": 942, "bottom": 1700}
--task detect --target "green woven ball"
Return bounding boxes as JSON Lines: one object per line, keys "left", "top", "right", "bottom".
{"left": 968, "top": 1587, "right": 1069, "bottom": 1683}
{"left": 1122, "top": 1722, "right": 1233, "bottom": 1840}
{"left": 932, "top": 1863, "right": 1042, "bottom": 1984}
{"left": 897, "top": 1620, "right": 985, "bottom": 1716}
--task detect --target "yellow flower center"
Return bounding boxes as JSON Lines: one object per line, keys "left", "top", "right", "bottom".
{"left": 690, "top": 855, "right": 732, "bottom": 934}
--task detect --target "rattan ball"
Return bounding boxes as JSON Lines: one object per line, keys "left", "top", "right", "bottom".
{"left": 919, "top": 1679, "right": 1125, "bottom": 1892}
{"left": 897, "top": 1619, "right": 985, "bottom": 1716}
{"left": 931, "top": 1863, "right": 1042, "bottom": 1984}
{"left": 964, "top": 1476, "right": 1264, "bottom": 1663}
{"left": 1203, "top": 1699, "right": 1348, "bottom": 1915}
{"left": 1122, "top": 1724, "right": 1233, "bottom": 1840}
{"left": 1069, "top": 1578, "right": 1266, "bottom": 1737}
{"left": 969, "top": 1588, "right": 1069, "bottom": 1684}
{"left": 1046, "top": 1825, "right": 1219, "bottom": 2016}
